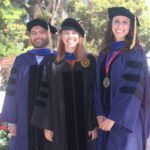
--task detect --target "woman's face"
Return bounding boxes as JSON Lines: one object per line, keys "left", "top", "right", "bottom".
{"left": 112, "top": 16, "right": 130, "bottom": 41}
{"left": 61, "top": 30, "right": 80, "bottom": 52}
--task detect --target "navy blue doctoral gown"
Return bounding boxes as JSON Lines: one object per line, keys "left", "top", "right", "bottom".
{"left": 0, "top": 50, "right": 55, "bottom": 150}
{"left": 94, "top": 46, "right": 150, "bottom": 150}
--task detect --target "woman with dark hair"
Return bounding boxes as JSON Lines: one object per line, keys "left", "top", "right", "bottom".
{"left": 94, "top": 7, "right": 150, "bottom": 150}
{"left": 101, "top": 14, "right": 139, "bottom": 54}
{"left": 31, "top": 18, "right": 97, "bottom": 150}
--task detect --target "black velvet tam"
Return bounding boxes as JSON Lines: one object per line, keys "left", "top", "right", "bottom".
{"left": 60, "top": 18, "right": 84, "bottom": 37}
{"left": 26, "top": 18, "right": 57, "bottom": 34}
{"left": 108, "top": 7, "right": 140, "bottom": 26}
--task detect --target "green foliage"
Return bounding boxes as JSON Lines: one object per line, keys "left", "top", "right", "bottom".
{"left": 0, "top": 122, "right": 10, "bottom": 148}
{"left": 0, "top": 0, "right": 149, "bottom": 61}
{"left": 0, "top": 0, "right": 26, "bottom": 59}
{"left": 0, "top": 56, "right": 16, "bottom": 90}
{"left": 139, "top": 13, "right": 150, "bottom": 52}
{"left": 65, "top": 0, "right": 150, "bottom": 53}
{"left": 86, "top": 38, "right": 98, "bottom": 56}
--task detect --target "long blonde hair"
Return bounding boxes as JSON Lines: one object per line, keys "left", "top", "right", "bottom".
{"left": 55, "top": 32, "right": 87, "bottom": 62}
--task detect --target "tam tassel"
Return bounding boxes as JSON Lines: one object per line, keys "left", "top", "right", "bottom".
{"left": 130, "top": 16, "right": 137, "bottom": 50}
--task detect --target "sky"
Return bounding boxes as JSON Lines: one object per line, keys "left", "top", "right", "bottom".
{"left": 146, "top": 0, "right": 150, "bottom": 7}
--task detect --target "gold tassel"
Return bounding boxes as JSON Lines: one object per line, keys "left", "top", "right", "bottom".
{"left": 130, "top": 16, "right": 137, "bottom": 50}
{"left": 48, "top": 25, "right": 53, "bottom": 53}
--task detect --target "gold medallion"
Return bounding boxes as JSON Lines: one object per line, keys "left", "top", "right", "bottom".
{"left": 80, "top": 58, "right": 90, "bottom": 68}
{"left": 103, "top": 77, "right": 110, "bottom": 88}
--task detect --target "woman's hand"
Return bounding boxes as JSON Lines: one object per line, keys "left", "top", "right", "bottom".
{"left": 88, "top": 129, "right": 97, "bottom": 141}
{"left": 96, "top": 115, "right": 106, "bottom": 128}
{"left": 44, "top": 129, "right": 54, "bottom": 142}
{"left": 99, "top": 119, "right": 115, "bottom": 131}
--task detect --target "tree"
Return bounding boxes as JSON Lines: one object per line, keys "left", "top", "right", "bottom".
{"left": 64, "top": 0, "right": 150, "bottom": 52}
{"left": 1, "top": 0, "right": 149, "bottom": 58}
{"left": 10, "top": 0, "right": 62, "bottom": 24}
{"left": 0, "top": 0, "right": 26, "bottom": 58}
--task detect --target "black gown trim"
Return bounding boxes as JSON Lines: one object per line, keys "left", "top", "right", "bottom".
{"left": 8, "top": 78, "right": 16, "bottom": 85}
{"left": 122, "top": 74, "right": 144, "bottom": 86}
{"left": 126, "top": 60, "right": 143, "bottom": 69}
{"left": 119, "top": 86, "right": 143, "bottom": 101}
{"left": 11, "top": 68, "right": 17, "bottom": 74}
{"left": 63, "top": 70, "right": 87, "bottom": 150}
{"left": 35, "top": 100, "right": 47, "bottom": 108}
{"left": 63, "top": 71, "right": 77, "bottom": 150}
{"left": 40, "top": 81, "right": 48, "bottom": 88}
{"left": 39, "top": 91, "right": 49, "bottom": 98}
{"left": 74, "top": 70, "right": 87, "bottom": 150}
{"left": 6, "top": 90, "right": 16, "bottom": 96}
{"left": 123, "top": 74, "right": 140, "bottom": 82}
{"left": 28, "top": 65, "right": 45, "bottom": 150}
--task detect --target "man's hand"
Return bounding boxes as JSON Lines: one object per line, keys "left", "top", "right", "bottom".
{"left": 99, "top": 119, "right": 115, "bottom": 131}
{"left": 8, "top": 124, "right": 16, "bottom": 136}
{"left": 88, "top": 129, "right": 97, "bottom": 141}
{"left": 44, "top": 129, "right": 54, "bottom": 142}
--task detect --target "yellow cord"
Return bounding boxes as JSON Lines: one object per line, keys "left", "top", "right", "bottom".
{"left": 130, "top": 16, "right": 137, "bottom": 50}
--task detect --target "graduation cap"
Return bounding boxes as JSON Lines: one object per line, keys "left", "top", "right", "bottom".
{"left": 26, "top": 18, "right": 57, "bottom": 52}
{"left": 26, "top": 18, "right": 57, "bottom": 34}
{"left": 108, "top": 7, "right": 140, "bottom": 49}
{"left": 108, "top": 7, "right": 140, "bottom": 26}
{"left": 60, "top": 18, "right": 84, "bottom": 37}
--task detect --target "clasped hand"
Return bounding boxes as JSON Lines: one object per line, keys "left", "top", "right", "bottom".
{"left": 97, "top": 116, "right": 115, "bottom": 131}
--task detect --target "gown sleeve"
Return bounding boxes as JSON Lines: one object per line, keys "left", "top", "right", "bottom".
{"left": 0, "top": 57, "right": 18, "bottom": 123}
{"left": 108, "top": 49, "right": 147, "bottom": 131}
{"left": 87, "top": 55, "right": 97, "bottom": 131}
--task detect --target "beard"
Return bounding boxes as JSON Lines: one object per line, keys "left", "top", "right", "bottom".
{"left": 30, "top": 38, "right": 49, "bottom": 49}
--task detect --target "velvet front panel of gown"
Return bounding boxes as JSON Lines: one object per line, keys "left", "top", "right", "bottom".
{"left": 28, "top": 65, "right": 45, "bottom": 150}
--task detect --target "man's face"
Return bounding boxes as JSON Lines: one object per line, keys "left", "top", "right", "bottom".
{"left": 30, "top": 25, "right": 49, "bottom": 49}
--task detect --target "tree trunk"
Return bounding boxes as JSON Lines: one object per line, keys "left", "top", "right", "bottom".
{"left": 49, "top": 0, "right": 62, "bottom": 24}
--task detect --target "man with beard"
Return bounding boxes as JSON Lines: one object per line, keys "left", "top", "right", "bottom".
{"left": 0, "top": 18, "right": 57, "bottom": 150}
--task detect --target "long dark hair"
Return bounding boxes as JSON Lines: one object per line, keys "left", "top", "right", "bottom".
{"left": 100, "top": 18, "right": 139, "bottom": 55}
